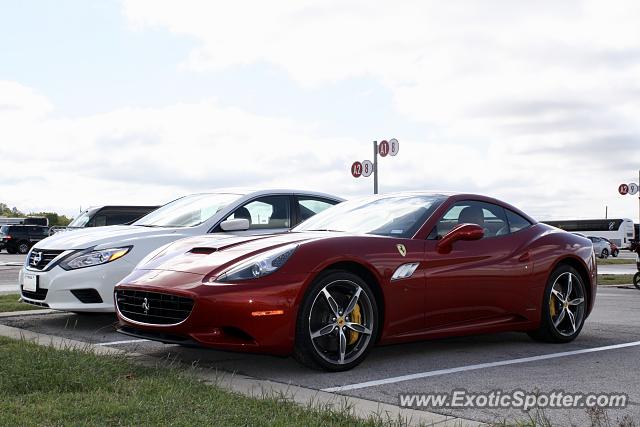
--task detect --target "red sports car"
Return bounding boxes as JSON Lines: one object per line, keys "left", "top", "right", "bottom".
{"left": 115, "top": 192, "right": 597, "bottom": 371}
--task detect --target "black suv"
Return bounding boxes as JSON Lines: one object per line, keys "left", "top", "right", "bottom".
{"left": 0, "top": 225, "right": 50, "bottom": 254}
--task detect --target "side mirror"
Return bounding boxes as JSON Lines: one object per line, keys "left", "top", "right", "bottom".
{"left": 436, "top": 223, "right": 484, "bottom": 254}
{"left": 219, "top": 218, "right": 250, "bottom": 232}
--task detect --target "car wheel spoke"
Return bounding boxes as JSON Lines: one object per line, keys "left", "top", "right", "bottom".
{"left": 553, "top": 307, "right": 566, "bottom": 327}
{"left": 566, "top": 274, "right": 573, "bottom": 299}
{"left": 567, "top": 309, "right": 577, "bottom": 332}
{"left": 568, "top": 297, "right": 584, "bottom": 306}
{"left": 321, "top": 287, "right": 340, "bottom": 317}
{"left": 344, "top": 286, "right": 362, "bottom": 316}
{"left": 338, "top": 329, "right": 347, "bottom": 364}
{"left": 551, "top": 287, "right": 565, "bottom": 302}
{"left": 345, "top": 322, "right": 372, "bottom": 335}
{"left": 311, "top": 323, "right": 336, "bottom": 339}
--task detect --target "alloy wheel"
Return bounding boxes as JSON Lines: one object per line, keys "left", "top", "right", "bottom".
{"left": 308, "top": 279, "right": 374, "bottom": 365}
{"left": 549, "top": 272, "right": 585, "bottom": 337}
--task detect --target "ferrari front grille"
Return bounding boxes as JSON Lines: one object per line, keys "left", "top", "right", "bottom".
{"left": 115, "top": 289, "right": 194, "bottom": 325}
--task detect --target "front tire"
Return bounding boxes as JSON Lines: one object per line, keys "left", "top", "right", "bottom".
{"left": 6, "top": 246, "right": 17, "bottom": 254}
{"left": 528, "top": 265, "right": 587, "bottom": 343}
{"left": 612, "top": 249, "right": 619, "bottom": 257}
{"left": 600, "top": 248, "right": 609, "bottom": 259}
{"left": 634, "top": 272, "right": 640, "bottom": 290}
{"left": 294, "top": 271, "right": 378, "bottom": 371}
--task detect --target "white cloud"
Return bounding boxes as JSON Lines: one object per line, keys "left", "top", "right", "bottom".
{"left": 2, "top": 1, "right": 640, "bottom": 222}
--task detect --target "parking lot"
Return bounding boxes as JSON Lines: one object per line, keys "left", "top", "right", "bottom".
{"left": 1, "top": 253, "right": 639, "bottom": 425}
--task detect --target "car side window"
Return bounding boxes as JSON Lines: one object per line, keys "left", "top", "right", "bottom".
{"left": 504, "top": 209, "right": 532, "bottom": 233}
{"left": 295, "top": 197, "right": 337, "bottom": 224}
{"left": 227, "top": 196, "right": 291, "bottom": 230}
{"left": 427, "top": 201, "right": 509, "bottom": 240}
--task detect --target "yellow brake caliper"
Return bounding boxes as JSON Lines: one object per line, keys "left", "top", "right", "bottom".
{"left": 549, "top": 291, "right": 557, "bottom": 318}
{"left": 347, "top": 303, "right": 362, "bottom": 345}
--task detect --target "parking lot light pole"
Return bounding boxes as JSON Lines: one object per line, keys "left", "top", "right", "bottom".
{"left": 373, "top": 141, "right": 378, "bottom": 195}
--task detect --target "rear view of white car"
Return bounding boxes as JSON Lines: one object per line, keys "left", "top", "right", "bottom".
{"left": 19, "top": 189, "right": 342, "bottom": 312}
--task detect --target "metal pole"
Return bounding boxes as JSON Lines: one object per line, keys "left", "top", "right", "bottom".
{"left": 605, "top": 205, "right": 608, "bottom": 219}
{"left": 638, "top": 169, "right": 640, "bottom": 231}
{"left": 373, "top": 141, "right": 378, "bottom": 194}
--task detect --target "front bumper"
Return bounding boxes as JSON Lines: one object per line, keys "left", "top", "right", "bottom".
{"left": 19, "top": 258, "right": 136, "bottom": 312}
{"left": 115, "top": 270, "right": 310, "bottom": 356}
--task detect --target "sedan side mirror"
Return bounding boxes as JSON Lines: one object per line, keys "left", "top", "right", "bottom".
{"left": 436, "top": 223, "right": 484, "bottom": 254}
{"left": 219, "top": 218, "right": 250, "bottom": 232}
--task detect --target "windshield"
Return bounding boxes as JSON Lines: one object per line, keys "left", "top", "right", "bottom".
{"left": 68, "top": 210, "right": 92, "bottom": 227}
{"left": 133, "top": 193, "right": 242, "bottom": 228}
{"left": 294, "top": 194, "right": 446, "bottom": 238}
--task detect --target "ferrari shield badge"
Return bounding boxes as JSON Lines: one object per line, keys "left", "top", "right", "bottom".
{"left": 396, "top": 244, "right": 407, "bottom": 257}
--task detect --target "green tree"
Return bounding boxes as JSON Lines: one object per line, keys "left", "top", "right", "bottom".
{"left": 0, "top": 203, "right": 71, "bottom": 226}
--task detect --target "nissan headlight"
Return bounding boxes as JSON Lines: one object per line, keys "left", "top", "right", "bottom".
{"left": 60, "top": 247, "right": 132, "bottom": 270}
{"left": 215, "top": 244, "right": 298, "bottom": 283}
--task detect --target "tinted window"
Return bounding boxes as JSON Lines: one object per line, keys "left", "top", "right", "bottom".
{"left": 505, "top": 209, "right": 532, "bottom": 233}
{"left": 105, "top": 213, "right": 145, "bottom": 226}
{"left": 0, "top": 226, "right": 9, "bottom": 234}
{"left": 429, "top": 201, "right": 509, "bottom": 240}
{"left": 93, "top": 215, "right": 107, "bottom": 227}
{"left": 296, "top": 197, "right": 338, "bottom": 223}
{"left": 227, "top": 196, "right": 291, "bottom": 230}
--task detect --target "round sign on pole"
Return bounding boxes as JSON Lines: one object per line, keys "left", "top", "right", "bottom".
{"left": 362, "top": 160, "right": 373, "bottom": 177}
{"left": 351, "top": 161, "right": 363, "bottom": 178}
{"left": 389, "top": 138, "right": 399, "bottom": 156}
{"left": 378, "top": 140, "right": 389, "bottom": 157}
{"left": 618, "top": 183, "right": 629, "bottom": 195}
{"left": 629, "top": 183, "right": 639, "bottom": 195}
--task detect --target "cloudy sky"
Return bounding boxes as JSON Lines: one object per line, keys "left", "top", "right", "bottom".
{"left": 1, "top": 0, "right": 639, "bottom": 221}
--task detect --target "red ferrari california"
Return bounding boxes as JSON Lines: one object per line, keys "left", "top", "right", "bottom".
{"left": 115, "top": 192, "right": 597, "bottom": 371}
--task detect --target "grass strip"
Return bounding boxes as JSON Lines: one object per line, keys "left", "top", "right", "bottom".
{"left": 596, "top": 258, "right": 635, "bottom": 265}
{"left": 597, "top": 274, "right": 635, "bottom": 286}
{"left": 0, "top": 293, "right": 40, "bottom": 312}
{"left": 0, "top": 336, "right": 399, "bottom": 427}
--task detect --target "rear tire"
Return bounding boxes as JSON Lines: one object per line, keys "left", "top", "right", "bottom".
{"left": 528, "top": 265, "right": 587, "bottom": 343}
{"left": 6, "top": 246, "right": 17, "bottom": 254}
{"left": 17, "top": 241, "right": 30, "bottom": 254}
{"left": 634, "top": 272, "right": 640, "bottom": 290}
{"left": 293, "top": 270, "right": 378, "bottom": 371}
{"left": 612, "top": 249, "right": 619, "bottom": 257}
{"left": 600, "top": 248, "right": 609, "bottom": 259}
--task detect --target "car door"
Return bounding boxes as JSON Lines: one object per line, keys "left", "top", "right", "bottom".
{"left": 423, "top": 200, "right": 533, "bottom": 330}
{"left": 217, "top": 195, "right": 293, "bottom": 236}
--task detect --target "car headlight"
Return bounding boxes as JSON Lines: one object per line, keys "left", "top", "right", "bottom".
{"left": 60, "top": 246, "right": 132, "bottom": 270}
{"left": 215, "top": 244, "right": 298, "bottom": 283}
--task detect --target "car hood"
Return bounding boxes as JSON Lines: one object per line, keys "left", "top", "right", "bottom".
{"left": 33, "top": 225, "right": 198, "bottom": 250}
{"left": 134, "top": 232, "right": 331, "bottom": 276}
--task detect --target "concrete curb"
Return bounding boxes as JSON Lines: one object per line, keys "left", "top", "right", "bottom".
{"left": 0, "top": 309, "right": 57, "bottom": 318}
{"left": 0, "top": 323, "right": 482, "bottom": 426}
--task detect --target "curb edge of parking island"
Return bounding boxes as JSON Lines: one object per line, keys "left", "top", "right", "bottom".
{"left": 0, "top": 323, "right": 483, "bottom": 427}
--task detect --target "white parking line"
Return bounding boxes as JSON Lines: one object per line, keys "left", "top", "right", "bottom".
{"left": 322, "top": 340, "right": 640, "bottom": 393}
{"left": 96, "top": 339, "right": 149, "bottom": 346}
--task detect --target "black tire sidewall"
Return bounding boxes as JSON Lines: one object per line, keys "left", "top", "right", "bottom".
{"left": 295, "top": 270, "right": 379, "bottom": 371}
{"left": 540, "top": 265, "right": 587, "bottom": 342}
{"left": 18, "top": 242, "right": 30, "bottom": 254}
{"left": 601, "top": 249, "right": 609, "bottom": 259}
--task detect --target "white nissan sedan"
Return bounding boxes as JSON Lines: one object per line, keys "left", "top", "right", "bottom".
{"left": 19, "top": 189, "right": 342, "bottom": 312}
